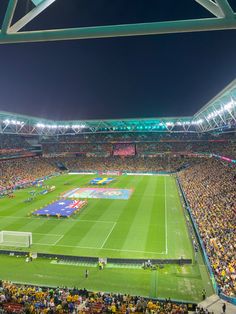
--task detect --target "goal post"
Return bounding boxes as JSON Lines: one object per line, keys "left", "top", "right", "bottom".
{"left": 0, "top": 231, "right": 32, "bottom": 248}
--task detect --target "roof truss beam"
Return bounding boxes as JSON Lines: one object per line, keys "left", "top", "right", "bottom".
{"left": 215, "top": 0, "right": 235, "bottom": 18}
{"left": 0, "top": 16, "right": 235, "bottom": 44}
{"left": 1, "top": 0, "right": 17, "bottom": 34}
{"left": 0, "top": 0, "right": 235, "bottom": 44}
{"left": 195, "top": 0, "right": 224, "bottom": 18}
{"left": 9, "top": 0, "right": 57, "bottom": 33}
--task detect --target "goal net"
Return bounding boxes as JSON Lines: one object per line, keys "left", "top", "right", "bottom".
{"left": 0, "top": 231, "right": 32, "bottom": 248}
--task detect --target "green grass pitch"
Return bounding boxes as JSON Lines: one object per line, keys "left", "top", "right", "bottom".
{"left": 0, "top": 174, "right": 213, "bottom": 301}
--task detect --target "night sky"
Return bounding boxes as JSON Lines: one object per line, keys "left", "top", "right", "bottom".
{"left": 0, "top": 0, "right": 236, "bottom": 120}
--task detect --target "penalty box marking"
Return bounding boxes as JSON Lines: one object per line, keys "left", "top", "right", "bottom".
{"left": 33, "top": 226, "right": 166, "bottom": 254}
{"left": 5, "top": 219, "right": 167, "bottom": 252}
{"left": 33, "top": 220, "right": 115, "bottom": 246}
{"left": 33, "top": 233, "right": 64, "bottom": 246}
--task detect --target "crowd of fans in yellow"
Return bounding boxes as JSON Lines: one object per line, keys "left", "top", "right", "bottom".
{"left": 0, "top": 281, "right": 190, "bottom": 314}
{"left": 179, "top": 159, "right": 236, "bottom": 297}
{"left": 0, "top": 157, "right": 56, "bottom": 192}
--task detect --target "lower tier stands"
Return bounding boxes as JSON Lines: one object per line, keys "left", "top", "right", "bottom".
{"left": 178, "top": 159, "right": 236, "bottom": 297}
{"left": 0, "top": 281, "right": 190, "bottom": 314}
{"left": 0, "top": 157, "right": 57, "bottom": 192}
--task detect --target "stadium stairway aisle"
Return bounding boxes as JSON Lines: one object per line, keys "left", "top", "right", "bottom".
{"left": 198, "top": 295, "right": 236, "bottom": 314}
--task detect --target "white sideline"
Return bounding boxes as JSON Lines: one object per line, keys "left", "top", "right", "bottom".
{"left": 79, "top": 219, "right": 115, "bottom": 224}
{"left": 34, "top": 232, "right": 62, "bottom": 236}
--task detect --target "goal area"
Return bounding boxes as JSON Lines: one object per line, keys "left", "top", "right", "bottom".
{"left": 0, "top": 231, "right": 32, "bottom": 248}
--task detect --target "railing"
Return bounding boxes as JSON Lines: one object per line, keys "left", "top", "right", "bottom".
{"left": 0, "top": 249, "right": 192, "bottom": 266}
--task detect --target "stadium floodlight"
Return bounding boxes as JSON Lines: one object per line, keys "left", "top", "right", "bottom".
{"left": 0, "top": 231, "right": 32, "bottom": 248}
{"left": 36, "top": 123, "right": 45, "bottom": 128}
{"left": 224, "top": 102, "right": 234, "bottom": 110}
{"left": 60, "top": 125, "right": 70, "bottom": 129}
{"left": 3, "top": 119, "right": 24, "bottom": 125}
{"left": 191, "top": 119, "right": 203, "bottom": 125}
{"left": 207, "top": 108, "right": 227, "bottom": 120}
{"left": 165, "top": 122, "right": 174, "bottom": 126}
{"left": 204, "top": 101, "right": 235, "bottom": 121}
{"left": 71, "top": 124, "right": 86, "bottom": 129}
{"left": 36, "top": 123, "right": 81, "bottom": 129}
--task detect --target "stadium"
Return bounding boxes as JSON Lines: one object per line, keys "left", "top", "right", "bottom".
{"left": 0, "top": 1, "right": 236, "bottom": 314}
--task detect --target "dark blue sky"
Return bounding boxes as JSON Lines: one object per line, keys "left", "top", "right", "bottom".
{"left": 0, "top": 0, "right": 236, "bottom": 120}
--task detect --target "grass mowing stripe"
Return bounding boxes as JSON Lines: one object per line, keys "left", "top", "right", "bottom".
{"left": 168, "top": 176, "right": 193, "bottom": 259}
{"left": 150, "top": 270, "right": 157, "bottom": 298}
{"left": 164, "top": 176, "right": 168, "bottom": 254}
{"left": 145, "top": 176, "right": 165, "bottom": 254}
{"left": 100, "top": 176, "right": 146, "bottom": 250}
{"left": 121, "top": 177, "right": 153, "bottom": 252}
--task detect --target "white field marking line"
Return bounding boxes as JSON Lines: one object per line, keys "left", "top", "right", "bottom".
{"left": 34, "top": 235, "right": 64, "bottom": 246}
{"left": 0, "top": 215, "right": 117, "bottom": 225}
{"left": 0, "top": 215, "right": 59, "bottom": 220}
{"left": 0, "top": 215, "right": 116, "bottom": 224}
{"left": 34, "top": 232, "right": 62, "bottom": 236}
{"left": 101, "top": 222, "right": 117, "bottom": 248}
{"left": 52, "top": 235, "right": 64, "bottom": 246}
{"left": 164, "top": 176, "right": 168, "bottom": 254}
{"left": 32, "top": 242, "right": 166, "bottom": 254}
{"left": 79, "top": 219, "right": 115, "bottom": 224}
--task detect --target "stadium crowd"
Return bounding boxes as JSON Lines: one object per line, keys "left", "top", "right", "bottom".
{"left": 0, "top": 134, "right": 29, "bottom": 150}
{"left": 0, "top": 281, "right": 190, "bottom": 314}
{"left": 40, "top": 131, "right": 235, "bottom": 144}
{"left": 179, "top": 159, "right": 236, "bottom": 297}
{"left": 41, "top": 139, "right": 236, "bottom": 159}
{"left": 0, "top": 133, "right": 235, "bottom": 159}
{"left": 52, "top": 156, "right": 192, "bottom": 173}
{"left": 0, "top": 132, "right": 236, "bottom": 301}
{"left": 0, "top": 157, "right": 57, "bottom": 192}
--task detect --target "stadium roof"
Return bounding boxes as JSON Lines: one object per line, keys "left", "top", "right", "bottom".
{"left": 0, "top": 0, "right": 236, "bottom": 44}
{"left": 0, "top": 79, "right": 235, "bottom": 135}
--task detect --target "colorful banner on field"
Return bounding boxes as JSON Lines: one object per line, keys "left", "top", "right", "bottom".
{"left": 33, "top": 199, "right": 87, "bottom": 217}
{"left": 90, "top": 177, "right": 114, "bottom": 185}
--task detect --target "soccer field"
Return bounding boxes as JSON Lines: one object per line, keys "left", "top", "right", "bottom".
{"left": 0, "top": 174, "right": 214, "bottom": 301}
{"left": 0, "top": 174, "right": 193, "bottom": 260}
